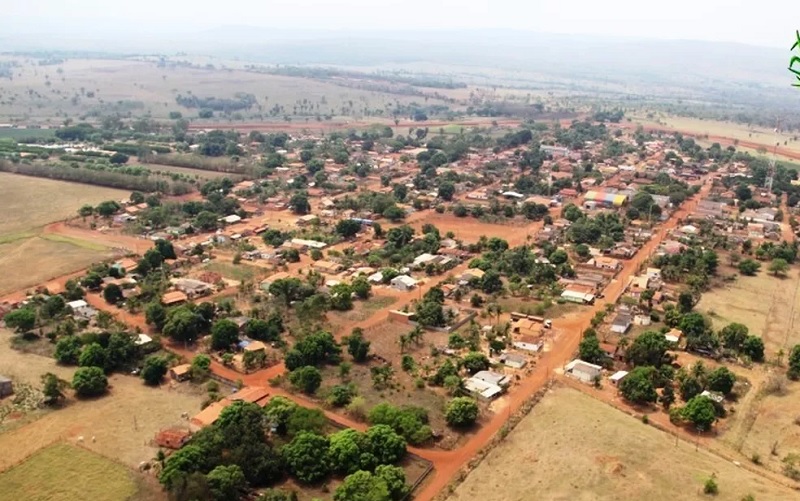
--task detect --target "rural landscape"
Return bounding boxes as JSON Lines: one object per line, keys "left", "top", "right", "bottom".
{"left": 2, "top": 4, "right": 800, "bottom": 501}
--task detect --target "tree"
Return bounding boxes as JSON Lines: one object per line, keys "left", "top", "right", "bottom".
{"left": 707, "top": 367, "right": 736, "bottom": 395}
{"left": 79, "top": 342, "right": 107, "bottom": 369}
{"left": 625, "top": 331, "right": 670, "bottom": 367}
{"left": 462, "top": 352, "right": 490, "bottom": 374}
{"left": 336, "top": 219, "right": 361, "bottom": 239}
{"left": 345, "top": 328, "right": 371, "bottom": 362}
{"left": 330, "top": 283, "right": 354, "bottom": 311}
{"left": 481, "top": 270, "right": 503, "bottom": 294}
{"left": 334, "top": 470, "right": 391, "bottom": 501}
{"left": 679, "top": 374, "right": 704, "bottom": 401}
{"left": 289, "top": 192, "right": 311, "bottom": 215}
{"left": 738, "top": 259, "right": 761, "bottom": 276}
{"left": 364, "top": 425, "right": 407, "bottom": 465}
{"left": 437, "top": 182, "right": 455, "bottom": 201}
{"left": 327, "top": 428, "right": 363, "bottom": 475}
{"left": 78, "top": 204, "right": 94, "bottom": 218}
{"left": 289, "top": 366, "right": 322, "bottom": 394}
{"left": 211, "top": 319, "right": 239, "bottom": 350}
{"left": 95, "top": 200, "right": 121, "bottom": 217}
{"left": 41, "top": 372, "right": 68, "bottom": 405}
{"left": 106, "top": 332, "right": 135, "bottom": 371}
{"left": 3, "top": 308, "right": 35, "bottom": 332}
{"left": 142, "top": 355, "right": 169, "bottom": 386}
{"left": 155, "top": 239, "right": 177, "bottom": 260}
{"left": 579, "top": 333, "right": 607, "bottom": 366}
{"left": 41, "top": 294, "right": 66, "bottom": 318}
{"left": 769, "top": 258, "right": 789, "bottom": 277}
{"left": 54, "top": 335, "right": 83, "bottom": 365}
{"left": 245, "top": 316, "right": 284, "bottom": 342}
{"left": 619, "top": 366, "right": 658, "bottom": 405}
{"left": 163, "top": 306, "right": 204, "bottom": 343}
{"left": 375, "top": 465, "right": 409, "bottom": 501}
{"left": 735, "top": 184, "right": 752, "bottom": 201}
{"left": 282, "top": 432, "right": 331, "bottom": 484}
{"left": 191, "top": 354, "right": 212, "bottom": 380}
{"left": 788, "top": 344, "right": 800, "bottom": 380}
{"left": 677, "top": 291, "right": 694, "bottom": 313}
{"left": 146, "top": 302, "right": 168, "bottom": 330}
{"left": 352, "top": 276, "right": 371, "bottom": 300}
{"left": 659, "top": 383, "right": 676, "bottom": 409}
{"left": 720, "top": 323, "right": 749, "bottom": 351}
{"left": 445, "top": 397, "right": 479, "bottom": 427}
{"left": 681, "top": 395, "right": 717, "bottom": 431}
{"left": 194, "top": 211, "right": 218, "bottom": 231}
{"left": 206, "top": 464, "right": 246, "bottom": 501}
{"left": 109, "top": 152, "right": 129, "bottom": 164}
{"left": 103, "top": 283, "right": 123, "bottom": 304}
{"left": 72, "top": 366, "right": 108, "bottom": 397}
{"left": 742, "top": 335, "right": 765, "bottom": 362}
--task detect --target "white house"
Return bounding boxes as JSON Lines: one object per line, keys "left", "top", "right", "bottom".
{"left": 390, "top": 275, "right": 417, "bottom": 291}
{"left": 513, "top": 340, "right": 541, "bottom": 353}
{"left": 609, "top": 370, "right": 628, "bottom": 386}
{"left": 67, "top": 299, "right": 97, "bottom": 321}
{"left": 565, "top": 359, "right": 602, "bottom": 383}
{"left": 500, "top": 353, "right": 528, "bottom": 369}
{"left": 472, "top": 370, "right": 511, "bottom": 387}
{"left": 220, "top": 214, "right": 242, "bottom": 224}
{"left": 367, "top": 271, "right": 384, "bottom": 284}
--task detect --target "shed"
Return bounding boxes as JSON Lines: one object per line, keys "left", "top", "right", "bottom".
{"left": 609, "top": 370, "right": 629, "bottom": 386}
{"left": 170, "top": 364, "right": 192, "bottom": 382}
{"left": 0, "top": 375, "right": 12, "bottom": 398}
{"left": 610, "top": 314, "right": 632, "bottom": 334}
{"left": 565, "top": 359, "right": 602, "bottom": 383}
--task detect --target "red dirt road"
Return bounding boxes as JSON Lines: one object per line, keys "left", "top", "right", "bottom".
{"left": 187, "top": 118, "right": 523, "bottom": 133}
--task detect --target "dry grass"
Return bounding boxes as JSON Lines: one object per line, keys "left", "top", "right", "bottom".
{"left": 0, "top": 333, "right": 204, "bottom": 470}
{"left": 0, "top": 172, "right": 127, "bottom": 235}
{"left": 0, "top": 236, "right": 110, "bottom": 295}
{"left": 0, "top": 443, "right": 151, "bottom": 501}
{"left": 447, "top": 386, "right": 796, "bottom": 501}
{"left": 697, "top": 269, "right": 800, "bottom": 358}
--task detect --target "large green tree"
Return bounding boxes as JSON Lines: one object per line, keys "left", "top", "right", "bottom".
{"left": 282, "top": 432, "right": 331, "bottom": 484}
{"left": 445, "top": 397, "right": 479, "bottom": 427}
{"left": 625, "top": 331, "right": 670, "bottom": 367}
{"left": 72, "top": 366, "right": 108, "bottom": 397}
{"left": 211, "top": 319, "right": 240, "bottom": 350}
{"left": 619, "top": 366, "right": 658, "bottom": 405}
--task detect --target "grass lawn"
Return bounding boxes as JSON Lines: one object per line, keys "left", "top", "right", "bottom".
{"left": 0, "top": 443, "right": 140, "bottom": 501}
{"left": 203, "top": 261, "right": 264, "bottom": 282}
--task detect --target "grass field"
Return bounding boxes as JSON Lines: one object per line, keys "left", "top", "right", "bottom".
{"left": 0, "top": 443, "right": 148, "bottom": 501}
{"left": 447, "top": 386, "right": 797, "bottom": 501}
{"left": 0, "top": 172, "right": 128, "bottom": 235}
{"left": 203, "top": 261, "right": 265, "bottom": 282}
{"left": 697, "top": 269, "right": 800, "bottom": 358}
{"left": 0, "top": 128, "right": 56, "bottom": 140}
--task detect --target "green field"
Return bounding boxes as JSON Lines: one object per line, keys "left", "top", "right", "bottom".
{"left": 0, "top": 128, "right": 56, "bottom": 140}
{"left": 0, "top": 443, "right": 141, "bottom": 501}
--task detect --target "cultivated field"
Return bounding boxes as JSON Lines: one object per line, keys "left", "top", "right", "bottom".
{"left": 697, "top": 270, "right": 800, "bottom": 358}
{"left": 447, "top": 386, "right": 796, "bottom": 501}
{"left": 0, "top": 443, "right": 160, "bottom": 501}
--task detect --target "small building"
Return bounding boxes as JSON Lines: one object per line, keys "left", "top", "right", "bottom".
{"left": 584, "top": 190, "right": 627, "bottom": 208}
{"left": 172, "top": 278, "right": 213, "bottom": 298}
{"left": 460, "top": 268, "right": 485, "bottom": 282}
{"left": 313, "top": 260, "right": 344, "bottom": 274}
{"left": 565, "top": 359, "right": 602, "bottom": 384}
{"left": 162, "top": 291, "right": 188, "bottom": 306}
{"left": 169, "top": 363, "right": 192, "bottom": 382}
{"left": 700, "top": 390, "right": 725, "bottom": 404}
{"left": 154, "top": 428, "right": 191, "bottom": 450}
{"left": 560, "top": 289, "right": 595, "bottom": 304}
{"left": 513, "top": 338, "right": 541, "bottom": 353}
{"left": 220, "top": 214, "right": 242, "bottom": 225}
{"left": 243, "top": 341, "right": 267, "bottom": 353}
{"left": 463, "top": 377, "right": 503, "bottom": 401}
{"left": 610, "top": 313, "right": 632, "bottom": 334}
{"left": 260, "top": 271, "right": 293, "bottom": 291}
{"left": 67, "top": 299, "right": 98, "bottom": 321}
{"left": 135, "top": 334, "right": 153, "bottom": 346}
{"left": 609, "top": 370, "right": 629, "bottom": 386}
{"left": 473, "top": 370, "right": 511, "bottom": 387}
{"left": 665, "top": 328, "right": 683, "bottom": 344}
{"left": 500, "top": 353, "right": 528, "bottom": 369}
{"left": 295, "top": 214, "right": 320, "bottom": 226}
{"left": 390, "top": 275, "right": 417, "bottom": 291}
{"left": 0, "top": 375, "right": 12, "bottom": 398}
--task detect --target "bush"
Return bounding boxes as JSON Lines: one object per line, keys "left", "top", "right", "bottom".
{"left": 445, "top": 397, "right": 479, "bottom": 427}
{"left": 288, "top": 366, "right": 322, "bottom": 395}
{"left": 141, "top": 355, "right": 169, "bottom": 386}
{"left": 703, "top": 476, "right": 719, "bottom": 495}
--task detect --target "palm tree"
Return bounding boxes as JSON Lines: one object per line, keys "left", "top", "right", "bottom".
{"left": 408, "top": 325, "right": 424, "bottom": 345}
{"left": 486, "top": 303, "right": 502, "bottom": 325}
{"left": 398, "top": 334, "right": 409, "bottom": 354}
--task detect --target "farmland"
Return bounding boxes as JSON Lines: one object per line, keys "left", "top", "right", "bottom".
{"left": 696, "top": 268, "right": 800, "bottom": 357}
{"left": 0, "top": 443, "right": 158, "bottom": 501}
{"left": 447, "top": 386, "right": 796, "bottom": 501}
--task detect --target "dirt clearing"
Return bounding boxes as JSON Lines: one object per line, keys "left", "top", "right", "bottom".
{"left": 447, "top": 386, "right": 796, "bottom": 501}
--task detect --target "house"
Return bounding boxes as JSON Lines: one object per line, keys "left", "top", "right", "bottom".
{"left": 412, "top": 253, "right": 438, "bottom": 268}
{"left": 588, "top": 256, "right": 621, "bottom": 271}
{"left": 513, "top": 336, "right": 542, "bottom": 353}
{"left": 564, "top": 359, "right": 602, "bottom": 383}
{"left": 472, "top": 370, "right": 511, "bottom": 387}
{"left": 190, "top": 400, "right": 228, "bottom": 431}
{"left": 220, "top": 214, "right": 242, "bottom": 225}
{"left": 154, "top": 429, "right": 191, "bottom": 450}
{"left": 459, "top": 268, "right": 485, "bottom": 282}
{"left": 610, "top": 313, "right": 632, "bottom": 334}
{"left": 391, "top": 275, "right": 417, "bottom": 291}
{"left": 230, "top": 316, "right": 250, "bottom": 331}
{"left": 700, "top": 390, "right": 725, "bottom": 404}
{"left": 0, "top": 375, "right": 12, "bottom": 398}
{"left": 162, "top": 291, "right": 188, "bottom": 306}
{"left": 135, "top": 334, "right": 153, "bottom": 346}
{"left": 609, "top": 370, "right": 629, "bottom": 386}
{"left": 67, "top": 299, "right": 98, "bottom": 321}
{"left": 367, "top": 271, "right": 384, "bottom": 284}
{"left": 170, "top": 364, "right": 192, "bottom": 382}
{"left": 260, "top": 271, "right": 293, "bottom": 291}
{"left": 560, "top": 289, "right": 595, "bottom": 304}
{"left": 313, "top": 260, "right": 344, "bottom": 274}
{"left": 583, "top": 190, "right": 627, "bottom": 208}
{"left": 500, "top": 353, "right": 528, "bottom": 369}
{"left": 464, "top": 377, "right": 503, "bottom": 401}
{"left": 114, "top": 258, "right": 139, "bottom": 274}
{"left": 296, "top": 214, "right": 319, "bottom": 226}
{"left": 287, "top": 238, "right": 327, "bottom": 251}
{"left": 665, "top": 328, "right": 683, "bottom": 344}
{"left": 243, "top": 341, "right": 267, "bottom": 353}
{"left": 173, "top": 278, "right": 213, "bottom": 298}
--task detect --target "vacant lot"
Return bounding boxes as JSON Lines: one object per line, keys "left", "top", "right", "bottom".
{"left": 697, "top": 270, "right": 800, "bottom": 357}
{"left": 403, "top": 212, "right": 543, "bottom": 247}
{"left": 448, "top": 386, "right": 796, "bottom": 501}
{"left": 0, "top": 443, "right": 157, "bottom": 501}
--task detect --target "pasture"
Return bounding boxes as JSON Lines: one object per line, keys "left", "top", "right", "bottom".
{"left": 0, "top": 443, "right": 156, "bottom": 501}
{"left": 447, "top": 386, "right": 796, "bottom": 501}
{"left": 697, "top": 269, "right": 800, "bottom": 358}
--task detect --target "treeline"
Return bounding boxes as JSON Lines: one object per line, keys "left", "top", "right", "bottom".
{"left": 144, "top": 153, "right": 252, "bottom": 176}
{"left": 0, "top": 160, "right": 192, "bottom": 194}
{"left": 175, "top": 93, "right": 257, "bottom": 112}
{"left": 254, "top": 65, "right": 467, "bottom": 89}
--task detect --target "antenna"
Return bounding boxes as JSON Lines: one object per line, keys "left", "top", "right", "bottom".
{"left": 764, "top": 119, "right": 780, "bottom": 192}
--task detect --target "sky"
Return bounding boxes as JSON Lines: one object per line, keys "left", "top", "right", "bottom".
{"left": 5, "top": 0, "right": 798, "bottom": 48}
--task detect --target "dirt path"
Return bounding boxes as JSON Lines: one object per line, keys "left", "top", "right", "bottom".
{"left": 187, "top": 118, "right": 524, "bottom": 133}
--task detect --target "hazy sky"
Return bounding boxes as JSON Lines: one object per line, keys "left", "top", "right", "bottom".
{"left": 6, "top": 0, "right": 798, "bottom": 48}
